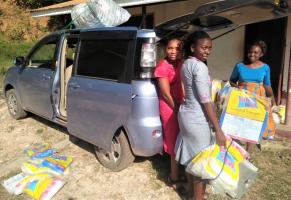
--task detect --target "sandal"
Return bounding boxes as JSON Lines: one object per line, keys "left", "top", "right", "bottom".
{"left": 167, "top": 177, "right": 188, "bottom": 196}
{"left": 179, "top": 174, "right": 187, "bottom": 183}
{"left": 183, "top": 194, "right": 193, "bottom": 200}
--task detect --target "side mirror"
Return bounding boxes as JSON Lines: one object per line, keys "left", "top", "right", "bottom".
{"left": 13, "top": 57, "right": 25, "bottom": 66}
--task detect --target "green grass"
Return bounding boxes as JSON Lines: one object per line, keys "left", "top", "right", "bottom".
{"left": 0, "top": 34, "right": 34, "bottom": 77}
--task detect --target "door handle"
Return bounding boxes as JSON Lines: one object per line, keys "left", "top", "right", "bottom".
{"left": 42, "top": 74, "right": 52, "bottom": 80}
{"left": 131, "top": 93, "right": 138, "bottom": 100}
{"left": 68, "top": 82, "right": 80, "bottom": 89}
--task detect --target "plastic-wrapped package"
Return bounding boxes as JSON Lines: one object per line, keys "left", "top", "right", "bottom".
{"left": 210, "top": 160, "right": 258, "bottom": 199}
{"left": 24, "top": 176, "right": 64, "bottom": 200}
{"left": 272, "top": 105, "right": 286, "bottom": 124}
{"left": 24, "top": 143, "right": 54, "bottom": 160}
{"left": 22, "top": 154, "right": 73, "bottom": 176}
{"left": 1, "top": 173, "right": 27, "bottom": 195}
{"left": 211, "top": 79, "right": 222, "bottom": 103}
{"left": 70, "top": 4, "right": 97, "bottom": 28}
{"left": 186, "top": 137, "right": 256, "bottom": 198}
{"left": 71, "top": 0, "right": 131, "bottom": 28}
{"left": 219, "top": 87, "right": 270, "bottom": 144}
{"left": 2, "top": 173, "right": 64, "bottom": 199}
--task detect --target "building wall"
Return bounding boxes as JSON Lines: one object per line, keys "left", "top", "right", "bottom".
{"left": 207, "top": 27, "right": 245, "bottom": 81}
{"left": 127, "top": 0, "right": 209, "bottom": 25}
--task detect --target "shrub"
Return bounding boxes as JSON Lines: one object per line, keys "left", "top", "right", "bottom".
{"left": 15, "top": 0, "right": 67, "bottom": 9}
{"left": 8, "top": 26, "right": 25, "bottom": 41}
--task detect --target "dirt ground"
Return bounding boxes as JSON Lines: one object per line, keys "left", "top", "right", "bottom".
{"left": 0, "top": 87, "right": 291, "bottom": 200}
{"left": 0, "top": 88, "right": 182, "bottom": 200}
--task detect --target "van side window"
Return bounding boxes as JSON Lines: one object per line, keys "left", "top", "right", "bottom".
{"left": 29, "top": 40, "right": 57, "bottom": 70}
{"left": 76, "top": 39, "right": 129, "bottom": 81}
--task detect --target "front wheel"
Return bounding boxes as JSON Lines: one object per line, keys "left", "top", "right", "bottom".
{"left": 94, "top": 130, "right": 135, "bottom": 171}
{"left": 6, "top": 89, "right": 27, "bottom": 119}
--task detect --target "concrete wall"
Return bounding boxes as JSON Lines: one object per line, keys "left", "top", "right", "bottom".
{"left": 207, "top": 26, "right": 245, "bottom": 81}
{"left": 127, "top": 0, "right": 209, "bottom": 25}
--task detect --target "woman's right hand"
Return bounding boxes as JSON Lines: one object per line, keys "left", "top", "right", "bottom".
{"left": 215, "top": 129, "right": 226, "bottom": 147}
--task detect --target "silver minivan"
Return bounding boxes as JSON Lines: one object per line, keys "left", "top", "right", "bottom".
{"left": 3, "top": 0, "right": 290, "bottom": 171}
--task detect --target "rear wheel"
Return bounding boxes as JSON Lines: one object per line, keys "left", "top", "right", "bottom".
{"left": 94, "top": 130, "right": 135, "bottom": 171}
{"left": 6, "top": 89, "right": 27, "bottom": 119}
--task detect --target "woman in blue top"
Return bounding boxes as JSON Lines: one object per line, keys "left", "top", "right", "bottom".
{"left": 230, "top": 40, "right": 276, "bottom": 152}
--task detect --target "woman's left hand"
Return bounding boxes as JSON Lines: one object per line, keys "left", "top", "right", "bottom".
{"left": 215, "top": 129, "right": 226, "bottom": 147}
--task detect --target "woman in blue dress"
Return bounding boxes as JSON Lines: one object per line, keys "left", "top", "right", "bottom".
{"left": 230, "top": 40, "right": 277, "bottom": 152}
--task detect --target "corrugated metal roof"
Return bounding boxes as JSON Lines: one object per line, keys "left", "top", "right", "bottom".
{"left": 30, "top": 0, "right": 176, "bottom": 17}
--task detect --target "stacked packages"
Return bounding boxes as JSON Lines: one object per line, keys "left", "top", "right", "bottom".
{"left": 2, "top": 143, "right": 73, "bottom": 200}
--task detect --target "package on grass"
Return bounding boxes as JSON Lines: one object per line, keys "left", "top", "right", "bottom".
{"left": 71, "top": 0, "right": 131, "bottom": 28}
{"left": 1, "top": 173, "right": 64, "bottom": 200}
{"left": 24, "top": 143, "right": 54, "bottom": 160}
{"left": 22, "top": 154, "right": 73, "bottom": 176}
{"left": 2, "top": 172, "right": 27, "bottom": 195}
{"left": 24, "top": 175, "right": 64, "bottom": 200}
{"left": 186, "top": 137, "right": 257, "bottom": 199}
{"left": 219, "top": 87, "right": 271, "bottom": 144}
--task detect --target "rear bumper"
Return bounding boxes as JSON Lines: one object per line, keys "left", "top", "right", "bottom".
{"left": 125, "top": 116, "right": 163, "bottom": 156}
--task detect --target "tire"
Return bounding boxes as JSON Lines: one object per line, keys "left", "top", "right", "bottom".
{"left": 94, "top": 130, "right": 135, "bottom": 172}
{"left": 6, "top": 89, "right": 27, "bottom": 119}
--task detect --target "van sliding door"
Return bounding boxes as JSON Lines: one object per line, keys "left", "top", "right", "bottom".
{"left": 66, "top": 30, "right": 136, "bottom": 151}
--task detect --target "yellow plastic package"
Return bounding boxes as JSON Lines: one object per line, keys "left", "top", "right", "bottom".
{"left": 22, "top": 174, "right": 64, "bottom": 200}
{"left": 7, "top": 174, "right": 52, "bottom": 196}
{"left": 220, "top": 88, "right": 270, "bottom": 143}
{"left": 23, "top": 143, "right": 54, "bottom": 160}
{"left": 186, "top": 138, "right": 257, "bottom": 198}
{"left": 1, "top": 172, "right": 27, "bottom": 195}
{"left": 272, "top": 105, "right": 286, "bottom": 124}
{"left": 22, "top": 154, "right": 73, "bottom": 176}
{"left": 211, "top": 79, "right": 222, "bottom": 102}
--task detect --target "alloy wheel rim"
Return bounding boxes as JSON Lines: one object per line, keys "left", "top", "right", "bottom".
{"left": 8, "top": 94, "right": 17, "bottom": 116}
{"left": 100, "top": 137, "right": 121, "bottom": 164}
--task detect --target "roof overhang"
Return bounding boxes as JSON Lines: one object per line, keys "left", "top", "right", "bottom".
{"left": 30, "top": 0, "right": 177, "bottom": 17}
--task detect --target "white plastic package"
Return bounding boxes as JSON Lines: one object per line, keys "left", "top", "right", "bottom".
{"left": 71, "top": 0, "right": 131, "bottom": 28}
{"left": 186, "top": 138, "right": 257, "bottom": 198}
{"left": 2, "top": 173, "right": 27, "bottom": 195}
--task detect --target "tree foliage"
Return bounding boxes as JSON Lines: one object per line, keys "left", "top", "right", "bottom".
{"left": 14, "top": 0, "right": 68, "bottom": 9}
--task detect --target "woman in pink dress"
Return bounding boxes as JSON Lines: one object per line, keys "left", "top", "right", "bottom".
{"left": 154, "top": 38, "right": 184, "bottom": 190}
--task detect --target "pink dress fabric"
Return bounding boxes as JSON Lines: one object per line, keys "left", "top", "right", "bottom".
{"left": 154, "top": 59, "right": 183, "bottom": 156}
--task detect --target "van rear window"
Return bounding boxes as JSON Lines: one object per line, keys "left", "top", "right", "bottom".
{"left": 76, "top": 39, "right": 129, "bottom": 81}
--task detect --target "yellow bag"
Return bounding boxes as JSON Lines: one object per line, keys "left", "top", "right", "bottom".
{"left": 23, "top": 175, "right": 64, "bottom": 200}
{"left": 24, "top": 143, "right": 53, "bottom": 159}
{"left": 220, "top": 88, "right": 270, "bottom": 143}
{"left": 186, "top": 138, "right": 257, "bottom": 198}
{"left": 22, "top": 154, "right": 73, "bottom": 176}
{"left": 211, "top": 79, "right": 222, "bottom": 102}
